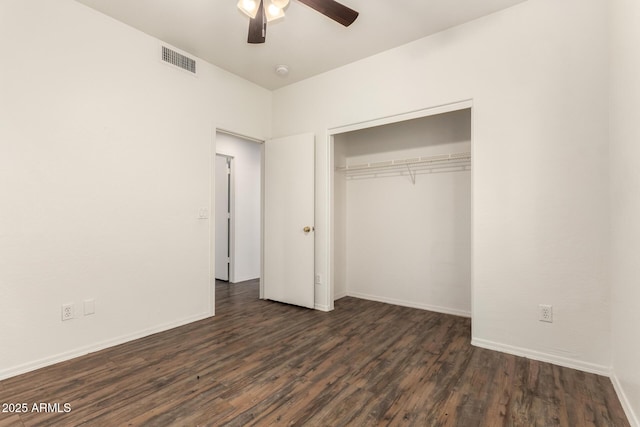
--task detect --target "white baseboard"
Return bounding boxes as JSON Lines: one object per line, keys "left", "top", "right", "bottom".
{"left": 347, "top": 291, "right": 471, "bottom": 318}
{"left": 230, "top": 275, "right": 260, "bottom": 284}
{"left": 471, "top": 337, "right": 611, "bottom": 376}
{"left": 611, "top": 372, "right": 640, "bottom": 427}
{"left": 472, "top": 338, "right": 638, "bottom": 426}
{"left": 314, "top": 303, "right": 331, "bottom": 312}
{"left": 0, "top": 312, "right": 212, "bottom": 381}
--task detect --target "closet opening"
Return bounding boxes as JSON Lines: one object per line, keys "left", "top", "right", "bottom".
{"left": 329, "top": 103, "right": 472, "bottom": 319}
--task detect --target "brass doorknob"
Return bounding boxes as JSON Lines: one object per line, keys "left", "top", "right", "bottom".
{"left": 303, "top": 226, "right": 312, "bottom": 233}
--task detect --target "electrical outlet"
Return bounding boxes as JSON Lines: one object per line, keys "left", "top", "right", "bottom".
{"left": 315, "top": 273, "right": 322, "bottom": 284}
{"left": 538, "top": 304, "right": 553, "bottom": 323}
{"left": 61, "top": 303, "right": 74, "bottom": 321}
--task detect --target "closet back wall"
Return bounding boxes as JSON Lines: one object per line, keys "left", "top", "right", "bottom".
{"left": 335, "top": 110, "right": 472, "bottom": 316}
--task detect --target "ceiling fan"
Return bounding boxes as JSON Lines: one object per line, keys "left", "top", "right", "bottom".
{"left": 237, "top": 0, "right": 359, "bottom": 44}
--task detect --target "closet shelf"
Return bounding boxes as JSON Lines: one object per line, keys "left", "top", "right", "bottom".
{"left": 336, "top": 152, "right": 471, "bottom": 182}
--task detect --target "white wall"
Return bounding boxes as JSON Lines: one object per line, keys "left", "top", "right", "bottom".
{"left": 335, "top": 111, "right": 471, "bottom": 316}
{"left": 610, "top": 0, "right": 640, "bottom": 424}
{"left": 215, "top": 132, "right": 262, "bottom": 283}
{"left": 0, "top": 0, "right": 271, "bottom": 379}
{"left": 273, "top": 0, "right": 611, "bottom": 373}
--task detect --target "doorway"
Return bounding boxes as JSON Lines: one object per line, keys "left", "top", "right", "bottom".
{"left": 214, "top": 131, "right": 263, "bottom": 289}
{"left": 212, "top": 130, "right": 317, "bottom": 313}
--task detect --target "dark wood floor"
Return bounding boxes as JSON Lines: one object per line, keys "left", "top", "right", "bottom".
{"left": 0, "top": 280, "right": 629, "bottom": 426}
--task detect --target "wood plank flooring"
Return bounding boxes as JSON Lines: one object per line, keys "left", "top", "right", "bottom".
{"left": 0, "top": 280, "right": 629, "bottom": 426}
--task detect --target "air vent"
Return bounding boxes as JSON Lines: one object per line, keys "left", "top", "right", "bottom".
{"left": 161, "top": 46, "right": 196, "bottom": 74}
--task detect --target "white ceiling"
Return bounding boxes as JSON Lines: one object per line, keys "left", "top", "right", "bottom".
{"left": 75, "top": 0, "right": 526, "bottom": 90}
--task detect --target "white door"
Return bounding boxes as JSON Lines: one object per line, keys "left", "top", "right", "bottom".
{"left": 215, "top": 155, "right": 231, "bottom": 281}
{"left": 264, "top": 133, "right": 315, "bottom": 308}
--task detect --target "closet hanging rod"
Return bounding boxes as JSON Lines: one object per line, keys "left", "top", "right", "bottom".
{"left": 343, "top": 162, "right": 470, "bottom": 176}
{"left": 336, "top": 152, "right": 471, "bottom": 172}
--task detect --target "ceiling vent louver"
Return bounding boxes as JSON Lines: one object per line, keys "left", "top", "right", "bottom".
{"left": 161, "top": 46, "right": 196, "bottom": 74}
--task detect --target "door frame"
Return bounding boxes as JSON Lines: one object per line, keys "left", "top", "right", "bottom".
{"left": 326, "top": 99, "right": 474, "bottom": 313}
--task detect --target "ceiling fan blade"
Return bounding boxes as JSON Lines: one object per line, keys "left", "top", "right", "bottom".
{"left": 297, "top": 0, "right": 359, "bottom": 27}
{"left": 248, "top": 0, "right": 267, "bottom": 44}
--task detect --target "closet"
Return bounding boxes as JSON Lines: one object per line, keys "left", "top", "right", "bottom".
{"left": 332, "top": 108, "right": 472, "bottom": 317}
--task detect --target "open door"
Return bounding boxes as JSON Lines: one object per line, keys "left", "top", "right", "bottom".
{"left": 215, "top": 155, "right": 231, "bottom": 281}
{"left": 263, "top": 133, "right": 315, "bottom": 308}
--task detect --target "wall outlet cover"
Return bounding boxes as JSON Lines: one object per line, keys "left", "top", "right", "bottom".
{"left": 62, "top": 303, "right": 74, "bottom": 321}
{"left": 538, "top": 304, "right": 553, "bottom": 323}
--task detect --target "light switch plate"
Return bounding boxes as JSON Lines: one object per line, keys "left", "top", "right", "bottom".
{"left": 84, "top": 299, "right": 95, "bottom": 316}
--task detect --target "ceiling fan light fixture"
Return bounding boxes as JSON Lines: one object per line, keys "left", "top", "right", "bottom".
{"left": 244, "top": 0, "right": 358, "bottom": 43}
{"left": 264, "top": 0, "right": 285, "bottom": 22}
{"left": 271, "top": 0, "right": 290, "bottom": 8}
{"left": 237, "top": 0, "right": 259, "bottom": 19}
